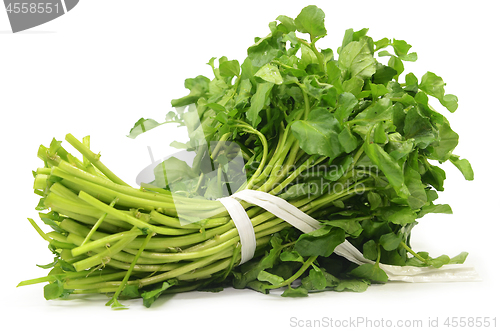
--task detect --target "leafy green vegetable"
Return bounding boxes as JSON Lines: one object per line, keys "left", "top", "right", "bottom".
{"left": 20, "top": 5, "right": 473, "bottom": 308}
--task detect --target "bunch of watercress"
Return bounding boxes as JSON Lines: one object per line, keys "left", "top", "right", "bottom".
{"left": 20, "top": 5, "right": 473, "bottom": 307}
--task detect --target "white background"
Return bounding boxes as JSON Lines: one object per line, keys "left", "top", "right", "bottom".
{"left": 1, "top": 1, "right": 499, "bottom": 330}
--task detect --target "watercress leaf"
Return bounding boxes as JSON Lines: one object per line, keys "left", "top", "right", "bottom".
{"left": 295, "top": 226, "right": 345, "bottom": 257}
{"left": 276, "top": 15, "right": 296, "bottom": 33}
{"left": 342, "top": 76, "right": 364, "bottom": 97}
{"left": 339, "top": 127, "right": 358, "bottom": 153}
{"left": 281, "top": 286, "right": 309, "bottom": 297}
{"left": 419, "top": 71, "right": 457, "bottom": 112}
{"left": 44, "top": 280, "right": 65, "bottom": 300}
{"left": 380, "top": 206, "right": 417, "bottom": 226}
{"left": 388, "top": 55, "right": 404, "bottom": 79}
{"left": 142, "top": 279, "right": 178, "bottom": 308}
{"left": 392, "top": 39, "right": 412, "bottom": 57}
{"left": 280, "top": 250, "right": 304, "bottom": 263}
{"left": 335, "top": 92, "right": 357, "bottom": 124}
{"left": 128, "top": 118, "right": 162, "bottom": 139}
{"left": 417, "top": 203, "right": 452, "bottom": 218}
{"left": 364, "top": 141, "right": 409, "bottom": 198}
{"left": 373, "top": 63, "right": 398, "bottom": 85}
{"left": 350, "top": 263, "right": 388, "bottom": 283}
{"left": 404, "top": 106, "right": 437, "bottom": 149}
{"left": 399, "top": 52, "right": 418, "bottom": 62}
{"left": 428, "top": 254, "right": 451, "bottom": 268}
{"left": 257, "top": 270, "right": 285, "bottom": 286}
{"left": 449, "top": 155, "right": 474, "bottom": 180}
{"left": 291, "top": 108, "right": 343, "bottom": 159}
{"left": 338, "top": 37, "right": 377, "bottom": 80}
{"left": 449, "top": 252, "right": 468, "bottom": 264}
{"left": 379, "top": 232, "right": 403, "bottom": 251}
{"left": 405, "top": 166, "right": 428, "bottom": 209}
{"left": 422, "top": 163, "right": 446, "bottom": 191}
{"left": 322, "top": 218, "right": 363, "bottom": 237}
{"left": 233, "top": 235, "right": 283, "bottom": 288}
{"left": 219, "top": 59, "right": 240, "bottom": 77}
{"left": 374, "top": 37, "right": 390, "bottom": 51}
{"left": 171, "top": 75, "right": 211, "bottom": 107}
{"left": 429, "top": 120, "right": 459, "bottom": 161}
{"left": 308, "top": 265, "right": 327, "bottom": 290}
{"left": 323, "top": 154, "right": 353, "bottom": 182}
{"left": 333, "top": 279, "right": 369, "bottom": 292}
{"left": 246, "top": 82, "right": 274, "bottom": 127}
{"left": 254, "top": 63, "right": 283, "bottom": 84}
{"left": 367, "top": 191, "right": 382, "bottom": 210}
{"left": 294, "top": 5, "right": 327, "bottom": 40}
{"left": 363, "top": 240, "right": 378, "bottom": 260}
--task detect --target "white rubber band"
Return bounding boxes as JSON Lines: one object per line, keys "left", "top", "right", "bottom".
{"left": 218, "top": 189, "right": 480, "bottom": 282}
{"left": 217, "top": 196, "right": 256, "bottom": 265}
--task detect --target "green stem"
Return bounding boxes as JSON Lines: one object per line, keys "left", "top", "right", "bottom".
{"left": 65, "top": 133, "right": 130, "bottom": 187}
{"left": 263, "top": 255, "right": 318, "bottom": 290}
{"left": 399, "top": 241, "right": 428, "bottom": 263}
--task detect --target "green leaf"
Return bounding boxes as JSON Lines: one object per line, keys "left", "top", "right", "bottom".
{"left": 364, "top": 141, "right": 409, "bottom": 198}
{"left": 257, "top": 270, "right": 285, "bottom": 286}
{"left": 141, "top": 279, "right": 177, "bottom": 308}
{"left": 449, "top": 252, "right": 468, "bottom": 264}
{"left": 294, "top": 5, "right": 327, "bottom": 40}
{"left": 418, "top": 203, "right": 453, "bottom": 218}
{"left": 171, "top": 75, "right": 210, "bottom": 108}
{"left": 323, "top": 155, "right": 353, "bottom": 182}
{"left": 367, "top": 191, "right": 382, "bottom": 210}
{"left": 404, "top": 106, "right": 437, "bottom": 149}
{"left": 276, "top": 15, "right": 296, "bottom": 33}
{"left": 419, "top": 72, "right": 458, "bottom": 112}
{"left": 254, "top": 63, "right": 283, "bottom": 84}
{"left": 307, "top": 266, "right": 327, "bottom": 290}
{"left": 339, "top": 127, "right": 358, "bottom": 153}
{"left": 362, "top": 240, "right": 378, "bottom": 260}
{"left": 391, "top": 39, "right": 412, "bottom": 57}
{"left": 219, "top": 59, "right": 240, "bottom": 77}
{"left": 449, "top": 155, "right": 474, "bottom": 180}
{"left": 338, "top": 37, "right": 377, "bottom": 80}
{"left": 291, "top": 108, "right": 343, "bottom": 159}
{"left": 428, "top": 254, "right": 451, "bottom": 268}
{"left": 405, "top": 166, "right": 428, "bottom": 209}
{"left": 281, "top": 286, "right": 309, "bottom": 297}
{"left": 280, "top": 250, "right": 304, "bottom": 263}
{"left": 295, "top": 226, "right": 345, "bottom": 257}
{"left": 378, "top": 206, "right": 417, "bottom": 226}
{"left": 247, "top": 82, "right": 274, "bottom": 127}
{"left": 333, "top": 279, "right": 369, "bottom": 292}
{"left": 351, "top": 263, "right": 388, "bottom": 283}
{"left": 334, "top": 92, "right": 358, "bottom": 124}
{"left": 379, "top": 232, "right": 403, "bottom": 251}
{"left": 44, "top": 280, "right": 64, "bottom": 300}
{"left": 233, "top": 235, "right": 283, "bottom": 289}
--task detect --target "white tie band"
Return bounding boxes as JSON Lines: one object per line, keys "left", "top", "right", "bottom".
{"left": 218, "top": 189, "right": 480, "bottom": 282}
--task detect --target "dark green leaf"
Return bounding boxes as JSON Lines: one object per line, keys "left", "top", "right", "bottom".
{"left": 379, "top": 232, "right": 403, "bottom": 251}
{"left": 291, "top": 108, "right": 343, "bottom": 159}
{"left": 295, "top": 226, "right": 345, "bottom": 257}
{"left": 362, "top": 240, "right": 378, "bottom": 260}
{"left": 350, "top": 263, "right": 388, "bottom": 283}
